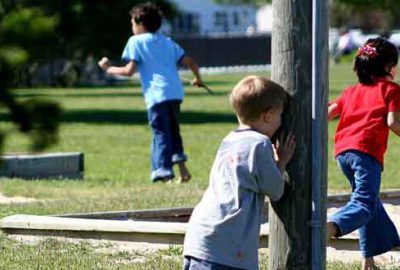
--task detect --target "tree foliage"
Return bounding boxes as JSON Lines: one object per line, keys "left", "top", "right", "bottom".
{"left": 331, "top": 0, "right": 400, "bottom": 30}
{"left": 2, "top": 0, "right": 177, "bottom": 87}
{"left": 0, "top": 0, "right": 177, "bottom": 153}
{"left": 0, "top": 5, "right": 61, "bottom": 153}
{"left": 13, "top": 0, "right": 178, "bottom": 59}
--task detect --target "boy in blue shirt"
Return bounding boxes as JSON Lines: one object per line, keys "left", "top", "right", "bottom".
{"left": 98, "top": 2, "right": 203, "bottom": 183}
{"left": 183, "top": 76, "right": 296, "bottom": 270}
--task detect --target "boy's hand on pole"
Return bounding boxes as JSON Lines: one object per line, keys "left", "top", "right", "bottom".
{"left": 275, "top": 132, "right": 296, "bottom": 173}
{"left": 98, "top": 57, "right": 110, "bottom": 72}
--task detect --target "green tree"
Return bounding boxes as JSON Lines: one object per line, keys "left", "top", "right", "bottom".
{"left": 4, "top": 0, "right": 178, "bottom": 86}
{"left": 0, "top": 5, "right": 61, "bottom": 153}
{"left": 331, "top": 0, "right": 400, "bottom": 30}
{"left": 0, "top": 0, "right": 178, "bottom": 152}
{"left": 19, "top": 0, "right": 177, "bottom": 57}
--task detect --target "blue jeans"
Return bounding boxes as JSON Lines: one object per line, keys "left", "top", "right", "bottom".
{"left": 329, "top": 150, "right": 400, "bottom": 258}
{"left": 147, "top": 100, "right": 187, "bottom": 182}
{"left": 183, "top": 256, "right": 245, "bottom": 270}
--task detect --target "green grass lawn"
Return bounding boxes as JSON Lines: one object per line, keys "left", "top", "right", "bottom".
{"left": 0, "top": 63, "right": 400, "bottom": 269}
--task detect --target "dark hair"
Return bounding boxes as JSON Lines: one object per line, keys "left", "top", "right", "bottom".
{"left": 354, "top": 38, "right": 398, "bottom": 84}
{"left": 129, "top": 2, "right": 162, "bottom": 33}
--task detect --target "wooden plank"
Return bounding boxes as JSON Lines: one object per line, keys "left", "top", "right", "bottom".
{"left": 2, "top": 214, "right": 400, "bottom": 253}
{"left": 0, "top": 152, "right": 84, "bottom": 180}
{"left": 0, "top": 214, "right": 269, "bottom": 246}
{"left": 55, "top": 189, "right": 400, "bottom": 223}
{"left": 0, "top": 215, "right": 187, "bottom": 234}
{"left": 3, "top": 229, "right": 186, "bottom": 245}
{"left": 2, "top": 189, "right": 400, "bottom": 252}
{"left": 57, "top": 207, "right": 193, "bottom": 222}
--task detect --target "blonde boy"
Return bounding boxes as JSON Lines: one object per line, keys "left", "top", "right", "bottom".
{"left": 183, "top": 76, "right": 296, "bottom": 270}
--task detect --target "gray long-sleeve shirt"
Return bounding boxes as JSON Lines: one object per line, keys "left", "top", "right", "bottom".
{"left": 183, "top": 129, "right": 284, "bottom": 270}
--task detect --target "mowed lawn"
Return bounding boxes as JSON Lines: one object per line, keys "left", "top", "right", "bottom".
{"left": 0, "top": 63, "right": 399, "bottom": 269}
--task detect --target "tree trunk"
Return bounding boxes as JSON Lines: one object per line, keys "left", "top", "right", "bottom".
{"left": 268, "top": 0, "right": 329, "bottom": 269}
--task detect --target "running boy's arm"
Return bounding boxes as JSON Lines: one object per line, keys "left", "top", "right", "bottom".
{"left": 98, "top": 57, "right": 136, "bottom": 77}
{"left": 180, "top": 55, "right": 203, "bottom": 87}
{"left": 388, "top": 111, "right": 400, "bottom": 136}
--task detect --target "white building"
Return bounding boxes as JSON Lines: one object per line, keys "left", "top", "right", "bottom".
{"left": 256, "top": 4, "right": 273, "bottom": 33}
{"left": 165, "top": 0, "right": 257, "bottom": 35}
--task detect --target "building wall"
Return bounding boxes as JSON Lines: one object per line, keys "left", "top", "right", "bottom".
{"left": 256, "top": 5, "right": 273, "bottom": 33}
{"left": 166, "top": 0, "right": 257, "bottom": 34}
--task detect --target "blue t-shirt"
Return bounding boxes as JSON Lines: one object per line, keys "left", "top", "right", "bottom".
{"left": 122, "top": 33, "right": 185, "bottom": 109}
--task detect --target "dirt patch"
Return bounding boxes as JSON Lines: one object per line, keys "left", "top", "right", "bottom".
{"left": 0, "top": 192, "right": 38, "bottom": 204}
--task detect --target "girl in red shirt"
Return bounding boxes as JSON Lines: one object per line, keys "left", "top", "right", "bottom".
{"left": 327, "top": 38, "right": 400, "bottom": 270}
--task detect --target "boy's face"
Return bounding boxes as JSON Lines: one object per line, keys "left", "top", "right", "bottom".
{"left": 267, "top": 104, "right": 283, "bottom": 137}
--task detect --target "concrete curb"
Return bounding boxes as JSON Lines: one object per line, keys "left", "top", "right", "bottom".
{"left": 0, "top": 152, "right": 84, "bottom": 180}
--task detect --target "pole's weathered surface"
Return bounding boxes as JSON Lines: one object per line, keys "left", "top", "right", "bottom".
{"left": 269, "top": 0, "right": 328, "bottom": 269}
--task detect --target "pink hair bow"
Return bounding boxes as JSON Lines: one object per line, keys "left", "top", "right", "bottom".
{"left": 357, "top": 44, "right": 378, "bottom": 58}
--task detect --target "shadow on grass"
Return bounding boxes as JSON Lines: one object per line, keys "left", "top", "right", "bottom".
{"left": 14, "top": 90, "right": 230, "bottom": 99}
{"left": 0, "top": 109, "right": 236, "bottom": 125}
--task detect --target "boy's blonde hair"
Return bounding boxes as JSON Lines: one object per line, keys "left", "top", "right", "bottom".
{"left": 229, "top": 76, "right": 287, "bottom": 123}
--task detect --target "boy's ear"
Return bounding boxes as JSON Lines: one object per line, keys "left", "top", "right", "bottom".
{"left": 263, "top": 109, "right": 273, "bottom": 122}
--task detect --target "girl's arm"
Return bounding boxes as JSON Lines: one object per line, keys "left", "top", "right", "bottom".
{"left": 328, "top": 102, "right": 340, "bottom": 121}
{"left": 180, "top": 55, "right": 203, "bottom": 86}
{"left": 388, "top": 111, "right": 400, "bottom": 136}
{"left": 98, "top": 57, "right": 136, "bottom": 77}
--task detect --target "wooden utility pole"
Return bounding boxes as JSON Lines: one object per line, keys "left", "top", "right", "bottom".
{"left": 269, "top": 0, "right": 329, "bottom": 269}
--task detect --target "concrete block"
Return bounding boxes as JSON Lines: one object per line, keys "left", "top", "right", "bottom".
{"left": 0, "top": 152, "right": 84, "bottom": 180}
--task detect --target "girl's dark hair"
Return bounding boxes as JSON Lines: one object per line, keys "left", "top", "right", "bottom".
{"left": 129, "top": 2, "right": 162, "bottom": 33}
{"left": 354, "top": 37, "right": 398, "bottom": 84}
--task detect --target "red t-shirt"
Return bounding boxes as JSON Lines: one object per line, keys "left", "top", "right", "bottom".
{"left": 333, "top": 80, "right": 400, "bottom": 166}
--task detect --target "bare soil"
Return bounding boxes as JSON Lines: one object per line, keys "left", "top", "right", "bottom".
{"left": 0, "top": 192, "right": 38, "bottom": 204}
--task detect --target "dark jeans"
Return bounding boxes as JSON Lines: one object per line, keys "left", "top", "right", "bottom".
{"left": 147, "top": 100, "right": 187, "bottom": 182}
{"left": 329, "top": 150, "right": 400, "bottom": 257}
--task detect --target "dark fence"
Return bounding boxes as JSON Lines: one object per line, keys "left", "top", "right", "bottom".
{"left": 173, "top": 33, "right": 272, "bottom": 67}
{"left": 20, "top": 34, "right": 272, "bottom": 87}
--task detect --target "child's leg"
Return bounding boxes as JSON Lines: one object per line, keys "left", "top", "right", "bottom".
{"left": 362, "top": 257, "right": 376, "bottom": 270}
{"left": 328, "top": 151, "right": 380, "bottom": 236}
{"left": 147, "top": 103, "right": 174, "bottom": 182}
{"left": 329, "top": 151, "right": 400, "bottom": 259}
{"left": 169, "top": 101, "right": 191, "bottom": 182}
{"left": 177, "top": 162, "right": 191, "bottom": 183}
{"left": 359, "top": 199, "right": 400, "bottom": 258}
{"left": 326, "top": 221, "right": 339, "bottom": 241}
